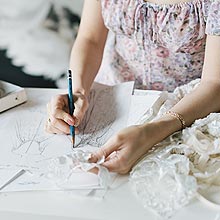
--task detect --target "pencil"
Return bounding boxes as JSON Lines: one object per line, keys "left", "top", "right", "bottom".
{"left": 0, "top": 169, "right": 25, "bottom": 191}
{"left": 68, "top": 69, "right": 75, "bottom": 147}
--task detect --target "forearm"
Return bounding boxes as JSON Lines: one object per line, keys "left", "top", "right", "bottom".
{"left": 140, "top": 35, "right": 220, "bottom": 150}
{"left": 69, "top": 36, "right": 106, "bottom": 97}
{"left": 69, "top": 0, "right": 108, "bottom": 97}
{"left": 142, "top": 81, "right": 220, "bottom": 145}
{"left": 170, "top": 80, "right": 220, "bottom": 127}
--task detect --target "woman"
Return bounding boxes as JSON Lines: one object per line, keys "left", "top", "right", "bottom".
{"left": 46, "top": 0, "right": 220, "bottom": 174}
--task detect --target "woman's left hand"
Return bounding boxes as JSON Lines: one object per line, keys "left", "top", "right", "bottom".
{"left": 90, "top": 123, "right": 158, "bottom": 174}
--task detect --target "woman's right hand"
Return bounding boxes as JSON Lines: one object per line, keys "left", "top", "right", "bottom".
{"left": 45, "top": 92, "right": 89, "bottom": 134}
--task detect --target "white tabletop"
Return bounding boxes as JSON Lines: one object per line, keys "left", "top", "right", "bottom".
{"left": 0, "top": 88, "right": 219, "bottom": 220}
{"left": 0, "top": 177, "right": 219, "bottom": 220}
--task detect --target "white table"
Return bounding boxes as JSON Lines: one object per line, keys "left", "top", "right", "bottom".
{"left": 0, "top": 88, "right": 219, "bottom": 220}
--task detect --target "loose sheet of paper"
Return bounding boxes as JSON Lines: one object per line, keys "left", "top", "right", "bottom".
{"left": 127, "top": 90, "right": 165, "bottom": 126}
{"left": 127, "top": 95, "right": 160, "bottom": 126}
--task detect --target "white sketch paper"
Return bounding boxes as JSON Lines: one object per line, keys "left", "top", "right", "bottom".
{"left": 0, "top": 82, "right": 134, "bottom": 192}
{"left": 76, "top": 82, "right": 134, "bottom": 148}
{"left": 0, "top": 111, "right": 72, "bottom": 172}
{"left": 127, "top": 95, "right": 161, "bottom": 126}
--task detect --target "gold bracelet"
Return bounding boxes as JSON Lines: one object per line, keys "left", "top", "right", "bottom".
{"left": 165, "top": 110, "right": 186, "bottom": 130}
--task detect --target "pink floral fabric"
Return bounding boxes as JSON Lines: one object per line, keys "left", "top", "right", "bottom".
{"left": 95, "top": 0, "right": 220, "bottom": 91}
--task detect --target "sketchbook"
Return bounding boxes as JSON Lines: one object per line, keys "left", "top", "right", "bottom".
{"left": 0, "top": 80, "right": 27, "bottom": 113}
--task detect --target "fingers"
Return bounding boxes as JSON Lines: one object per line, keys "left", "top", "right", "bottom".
{"left": 45, "top": 118, "right": 68, "bottom": 134}
{"left": 91, "top": 149, "right": 131, "bottom": 174}
{"left": 90, "top": 133, "right": 134, "bottom": 174}
{"left": 47, "top": 116, "right": 70, "bottom": 134}
{"left": 90, "top": 136, "right": 120, "bottom": 164}
{"left": 54, "top": 109, "right": 76, "bottom": 126}
{"left": 46, "top": 95, "right": 73, "bottom": 134}
{"left": 101, "top": 153, "right": 120, "bottom": 171}
{"left": 49, "top": 96, "right": 75, "bottom": 125}
{"left": 45, "top": 115, "right": 80, "bottom": 135}
{"left": 45, "top": 93, "right": 89, "bottom": 135}
{"left": 102, "top": 151, "right": 131, "bottom": 174}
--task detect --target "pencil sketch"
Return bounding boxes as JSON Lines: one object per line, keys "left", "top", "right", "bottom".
{"left": 15, "top": 113, "right": 72, "bottom": 160}
{"left": 12, "top": 117, "right": 52, "bottom": 158}
{"left": 76, "top": 86, "right": 117, "bottom": 148}
{"left": 0, "top": 82, "right": 134, "bottom": 191}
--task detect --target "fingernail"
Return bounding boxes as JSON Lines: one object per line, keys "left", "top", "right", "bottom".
{"left": 67, "top": 119, "right": 74, "bottom": 126}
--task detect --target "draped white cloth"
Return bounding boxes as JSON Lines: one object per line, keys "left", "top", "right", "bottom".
{"left": 130, "top": 79, "right": 220, "bottom": 218}
{"left": 0, "top": 0, "right": 83, "bottom": 81}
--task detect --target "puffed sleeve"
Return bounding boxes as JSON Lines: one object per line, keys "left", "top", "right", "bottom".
{"left": 206, "top": 0, "right": 220, "bottom": 35}
{"left": 101, "top": 0, "right": 136, "bottom": 36}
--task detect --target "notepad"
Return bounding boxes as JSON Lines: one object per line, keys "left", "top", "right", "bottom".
{"left": 0, "top": 80, "right": 27, "bottom": 113}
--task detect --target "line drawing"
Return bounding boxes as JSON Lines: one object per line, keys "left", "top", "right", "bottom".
{"left": 0, "top": 82, "right": 133, "bottom": 191}
{"left": 12, "top": 117, "right": 53, "bottom": 158}
{"left": 76, "top": 86, "right": 118, "bottom": 148}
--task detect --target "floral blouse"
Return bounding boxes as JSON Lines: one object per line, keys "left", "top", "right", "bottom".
{"left": 95, "top": 0, "right": 220, "bottom": 91}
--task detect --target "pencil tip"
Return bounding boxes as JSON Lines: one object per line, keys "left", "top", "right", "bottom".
{"left": 72, "top": 136, "right": 75, "bottom": 148}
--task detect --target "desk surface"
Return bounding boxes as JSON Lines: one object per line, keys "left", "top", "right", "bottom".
{"left": 0, "top": 177, "right": 219, "bottom": 220}
{"left": 0, "top": 88, "right": 219, "bottom": 220}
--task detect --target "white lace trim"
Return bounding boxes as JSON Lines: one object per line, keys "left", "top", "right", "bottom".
{"left": 130, "top": 79, "right": 220, "bottom": 218}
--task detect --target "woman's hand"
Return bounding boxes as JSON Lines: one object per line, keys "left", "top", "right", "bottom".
{"left": 45, "top": 92, "right": 88, "bottom": 134}
{"left": 90, "top": 123, "right": 159, "bottom": 174}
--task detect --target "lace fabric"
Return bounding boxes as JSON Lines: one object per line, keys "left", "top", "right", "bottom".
{"left": 130, "top": 79, "right": 220, "bottom": 218}
{"left": 47, "top": 148, "right": 111, "bottom": 190}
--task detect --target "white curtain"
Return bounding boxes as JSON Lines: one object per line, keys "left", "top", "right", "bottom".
{"left": 0, "top": 0, "right": 83, "bottom": 81}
